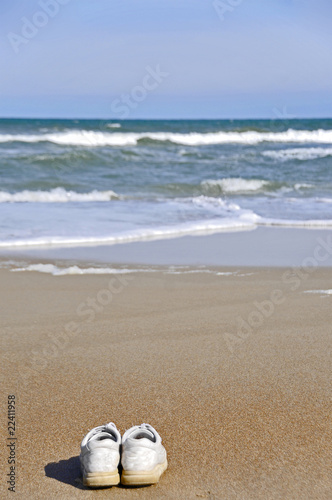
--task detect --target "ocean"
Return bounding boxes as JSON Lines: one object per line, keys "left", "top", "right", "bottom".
{"left": 1, "top": 118, "right": 332, "bottom": 250}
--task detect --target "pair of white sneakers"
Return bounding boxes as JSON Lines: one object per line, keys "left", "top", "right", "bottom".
{"left": 80, "top": 422, "right": 167, "bottom": 488}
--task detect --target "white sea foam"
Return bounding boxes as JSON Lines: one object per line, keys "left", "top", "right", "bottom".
{"left": 0, "top": 187, "right": 119, "bottom": 203}
{"left": 1, "top": 214, "right": 332, "bottom": 249}
{"left": 9, "top": 263, "right": 243, "bottom": 277}
{"left": 166, "top": 269, "right": 225, "bottom": 275}
{"left": 263, "top": 147, "right": 332, "bottom": 161}
{"left": 303, "top": 289, "right": 332, "bottom": 295}
{"left": 0, "top": 131, "right": 137, "bottom": 147}
{"left": 181, "top": 195, "right": 260, "bottom": 221}
{"left": 11, "top": 264, "right": 143, "bottom": 275}
{"left": 166, "top": 269, "right": 253, "bottom": 276}
{"left": 1, "top": 129, "right": 332, "bottom": 147}
{"left": 202, "top": 178, "right": 316, "bottom": 194}
{"left": 156, "top": 129, "right": 332, "bottom": 145}
{"left": 201, "top": 178, "right": 269, "bottom": 193}
{"left": 189, "top": 195, "right": 243, "bottom": 211}
{"left": 1, "top": 191, "right": 332, "bottom": 250}
{"left": 0, "top": 217, "right": 259, "bottom": 249}
{"left": 1, "top": 205, "right": 332, "bottom": 249}
{"left": 294, "top": 183, "right": 313, "bottom": 190}
{"left": 317, "top": 198, "right": 332, "bottom": 204}
{"left": 106, "top": 123, "right": 121, "bottom": 128}
{"left": 260, "top": 218, "right": 332, "bottom": 228}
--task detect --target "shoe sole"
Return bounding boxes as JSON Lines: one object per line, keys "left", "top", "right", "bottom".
{"left": 83, "top": 470, "right": 120, "bottom": 488}
{"left": 121, "top": 459, "right": 168, "bottom": 486}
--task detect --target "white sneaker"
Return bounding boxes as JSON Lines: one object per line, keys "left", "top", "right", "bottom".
{"left": 121, "top": 423, "right": 167, "bottom": 486}
{"left": 80, "top": 422, "right": 121, "bottom": 488}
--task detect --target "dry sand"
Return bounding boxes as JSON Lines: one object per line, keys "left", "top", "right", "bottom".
{"left": 0, "top": 266, "right": 331, "bottom": 499}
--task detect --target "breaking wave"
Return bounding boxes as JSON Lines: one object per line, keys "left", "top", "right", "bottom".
{"left": 0, "top": 188, "right": 119, "bottom": 203}
{"left": 201, "top": 178, "right": 269, "bottom": 193}
{"left": 263, "top": 147, "right": 332, "bottom": 161}
{"left": 1, "top": 128, "right": 332, "bottom": 147}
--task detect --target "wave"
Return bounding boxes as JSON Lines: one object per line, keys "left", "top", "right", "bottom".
{"left": 166, "top": 269, "right": 251, "bottom": 276}
{"left": 1, "top": 213, "right": 332, "bottom": 250}
{"left": 188, "top": 195, "right": 245, "bottom": 211}
{"left": 293, "top": 183, "right": 313, "bottom": 190}
{"left": 0, "top": 188, "right": 119, "bottom": 203}
{"left": 0, "top": 131, "right": 137, "bottom": 147}
{"left": 316, "top": 198, "right": 332, "bottom": 204}
{"left": 9, "top": 263, "right": 247, "bottom": 277}
{"left": 0, "top": 218, "right": 259, "bottom": 249}
{"left": 263, "top": 147, "right": 332, "bottom": 161}
{"left": 1, "top": 129, "right": 332, "bottom": 147}
{"left": 303, "top": 289, "right": 332, "bottom": 295}
{"left": 11, "top": 264, "right": 140, "bottom": 276}
{"left": 201, "top": 178, "right": 269, "bottom": 193}
{"left": 201, "top": 178, "right": 319, "bottom": 194}
{"left": 262, "top": 219, "right": 332, "bottom": 227}
{"left": 106, "top": 123, "right": 121, "bottom": 128}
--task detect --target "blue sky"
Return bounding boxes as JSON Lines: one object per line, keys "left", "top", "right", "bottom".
{"left": 1, "top": 0, "right": 331, "bottom": 119}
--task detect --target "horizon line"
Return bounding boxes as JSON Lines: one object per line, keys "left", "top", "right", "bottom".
{"left": 1, "top": 116, "right": 332, "bottom": 121}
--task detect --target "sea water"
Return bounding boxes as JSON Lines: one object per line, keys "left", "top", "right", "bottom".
{"left": 0, "top": 118, "right": 332, "bottom": 249}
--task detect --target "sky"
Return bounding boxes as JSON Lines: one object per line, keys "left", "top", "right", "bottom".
{"left": 1, "top": 0, "right": 332, "bottom": 119}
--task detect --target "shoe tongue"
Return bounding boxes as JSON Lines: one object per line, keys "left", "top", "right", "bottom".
{"left": 94, "top": 431, "right": 116, "bottom": 442}
{"left": 132, "top": 427, "right": 155, "bottom": 441}
{"left": 90, "top": 426, "right": 117, "bottom": 442}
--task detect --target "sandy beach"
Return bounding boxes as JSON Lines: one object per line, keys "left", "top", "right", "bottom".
{"left": 0, "top": 264, "right": 331, "bottom": 499}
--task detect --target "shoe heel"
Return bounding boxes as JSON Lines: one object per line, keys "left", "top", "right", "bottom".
{"left": 121, "top": 459, "right": 167, "bottom": 486}
{"left": 83, "top": 471, "right": 120, "bottom": 488}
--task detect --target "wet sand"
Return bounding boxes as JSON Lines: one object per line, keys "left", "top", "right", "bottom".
{"left": 0, "top": 266, "right": 331, "bottom": 499}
